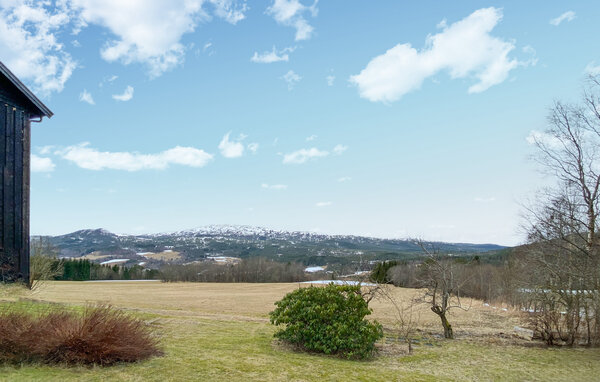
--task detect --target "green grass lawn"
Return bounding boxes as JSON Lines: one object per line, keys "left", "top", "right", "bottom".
{"left": 1, "top": 283, "right": 599, "bottom": 381}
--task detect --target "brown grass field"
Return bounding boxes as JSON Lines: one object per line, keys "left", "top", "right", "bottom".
{"left": 139, "top": 251, "right": 182, "bottom": 261}
{"left": 79, "top": 251, "right": 111, "bottom": 261}
{"left": 1, "top": 281, "right": 599, "bottom": 381}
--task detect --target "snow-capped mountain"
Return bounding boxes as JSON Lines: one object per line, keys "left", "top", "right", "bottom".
{"left": 35, "top": 225, "right": 507, "bottom": 266}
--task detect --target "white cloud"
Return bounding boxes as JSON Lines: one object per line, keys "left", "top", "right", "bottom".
{"left": 283, "top": 147, "right": 328, "bottom": 164}
{"left": 70, "top": 0, "right": 247, "bottom": 77}
{"left": 337, "top": 176, "right": 351, "bottom": 182}
{"left": 31, "top": 155, "right": 55, "bottom": 172}
{"left": 474, "top": 197, "right": 496, "bottom": 203}
{"left": 79, "top": 89, "right": 95, "bottom": 105}
{"left": 261, "top": 183, "right": 287, "bottom": 190}
{"left": 202, "top": 41, "right": 215, "bottom": 56}
{"left": 550, "top": 11, "right": 575, "bottom": 26}
{"left": 112, "top": 85, "right": 134, "bottom": 101}
{"left": 266, "top": 0, "right": 318, "bottom": 41}
{"left": 283, "top": 144, "right": 346, "bottom": 164}
{"left": 218, "top": 132, "right": 245, "bottom": 158}
{"left": 209, "top": 0, "right": 248, "bottom": 24}
{"left": 316, "top": 201, "right": 332, "bottom": 207}
{"left": 0, "top": 0, "right": 249, "bottom": 92}
{"left": 521, "top": 45, "right": 538, "bottom": 67}
{"left": 38, "top": 145, "right": 54, "bottom": 155}
{"left": 585, "top": 62, "right": 600, "bottom": 76}
{"left": 99, "top": 74, "right": 118, "bottom": 87}
{"left": 0, "top": 1, "right": 76, "bottom": 96}
{"left": 332, "top": 144, "right": 347, "bottom": 155}
{"left": 306, "top": 135, "right": 317, "bottom": 141}
{"left": 251, "top": 46, "right": 294, "bottom": 63}
{"left": 526, "top": 130, "right": 562, "bottom": 149}
{"left": 281, "top": 70, "right": 301, "bottom": 90}
{"left": 326, "top": 75, "right": 335, "bottom": 86}
{"left": 349, "top": 7, "right": 522, "bottom": 103}
{"left": 57, "top": 142, "right": 213, "bottom": 171}
{"left": 247, "top": 142, "right": 259, "bottom": 153}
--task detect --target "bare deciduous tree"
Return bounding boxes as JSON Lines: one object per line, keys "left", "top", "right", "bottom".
{"left": 413, "top": 239, "right": 472, "bottom": 339}
{"left": 522, "top": 75, "right": 600, "bottom": 345}
{"left": 374, "top": 285, "right": 419, "bottom": 354}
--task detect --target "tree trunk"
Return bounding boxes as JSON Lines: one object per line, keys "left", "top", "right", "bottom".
{"left": 440, "top": 312, "right": 454, "bottom": 339}
{"left": 432, "top": 306, "right": 454, "bottom": 339}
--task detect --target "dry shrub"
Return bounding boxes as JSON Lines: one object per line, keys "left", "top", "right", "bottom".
{"left": 0, "top": 305, "right": 161, "bottom": 365}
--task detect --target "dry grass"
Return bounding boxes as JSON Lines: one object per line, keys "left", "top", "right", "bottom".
{"left": 0, "top": 304, "right": 161, "bottom": 365}
{"left": 0, "top": 281, "right": 599, "bottom": 381}
{"left": 79, "top": 252, "right": 111, "bottom": 261}
{"left": 140, "top": 251, "right": 181, "bottom": 261}
{"left": 0, "top": 283, "right": 28, "bottom": 300}
{"left": 25, "top": 281, "right": 300, "bottom": 320}
{"left": 26, "top": 282, "right": 520, "bottom": 337}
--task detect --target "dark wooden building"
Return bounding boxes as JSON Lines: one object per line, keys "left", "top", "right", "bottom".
{"left": 0, "top": 61, "right": 52, "bottom": 284}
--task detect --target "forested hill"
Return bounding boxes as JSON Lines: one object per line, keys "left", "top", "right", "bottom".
{"left": 34, "top": 225, "right": 507, "bottom": 266}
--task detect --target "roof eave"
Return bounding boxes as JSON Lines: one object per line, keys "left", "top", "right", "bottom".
{"left": 0, "top": 61, "right": 53, "bottom": 118}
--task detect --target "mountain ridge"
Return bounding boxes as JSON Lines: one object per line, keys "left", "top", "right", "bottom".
{"left": 34, "top": 225, "right": 509, "bottom": 268}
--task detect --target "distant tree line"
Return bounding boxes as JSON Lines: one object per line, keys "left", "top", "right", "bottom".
{"left": 56, "top": 259, "right": 159, "bottom": 281}
{"left": 380, "top": 256, "right": 520, "bottom": 304}
{"left": 161, "top": 257, "right": 310, "bottom": 283}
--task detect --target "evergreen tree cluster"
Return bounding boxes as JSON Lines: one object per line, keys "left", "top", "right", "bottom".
{"left": 54, "top": 259, "right": 159, "bottom": 281}
{"left": 369, "top": 260, "right": 398, "bottom": 284}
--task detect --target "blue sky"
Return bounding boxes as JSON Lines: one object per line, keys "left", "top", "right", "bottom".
{"left": 1, "top": 1, "right": 598, "bottom": 245}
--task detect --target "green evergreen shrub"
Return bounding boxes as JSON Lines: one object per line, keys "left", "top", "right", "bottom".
{"left": 269, "top": 284, "right": 383, "bottom": 359}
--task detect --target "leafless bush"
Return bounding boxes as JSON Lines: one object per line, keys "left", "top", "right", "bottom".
{"left": 28, "top": 237, "right": 62, "bottom": 290}
{"left": 0, "top": 304, "right": 161, "bottom": 365}
{"left": 28, "top": 254, "right": 62, "bottom": 290}
{"left": 387, "top": 262, "right": 420, "bottom": 288}
{"left": 374, "top": 285, "right": 419, "bottom": 354}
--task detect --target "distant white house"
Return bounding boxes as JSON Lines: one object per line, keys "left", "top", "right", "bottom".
{"left": 304, "top": 266, "right": 325, "bottom": 273}
{"left": 206, "top": 256, "right": 241, "bottom": 264}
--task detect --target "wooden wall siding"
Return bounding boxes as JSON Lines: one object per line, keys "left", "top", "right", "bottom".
{"left": 0, "top": 103, "right": 30, "bottom": 283}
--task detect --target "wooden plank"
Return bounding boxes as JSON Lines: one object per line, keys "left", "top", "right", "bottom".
{"left": 14, "top": 110, "right": 24, "bottom": 281}
{"left": 14, "top": 109, "right": 23, "bottom": 254}
{"left": 3, "top": 105, "right": 14, "bottom": 255}
{"left": 0, "top": 104, "right": 5, "bottom": 250}
{"left": 2, "top": 105, "right": 16, "bottom": 281}
{"left": 21, "top": 114, "right": 30, "bottom": 283}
